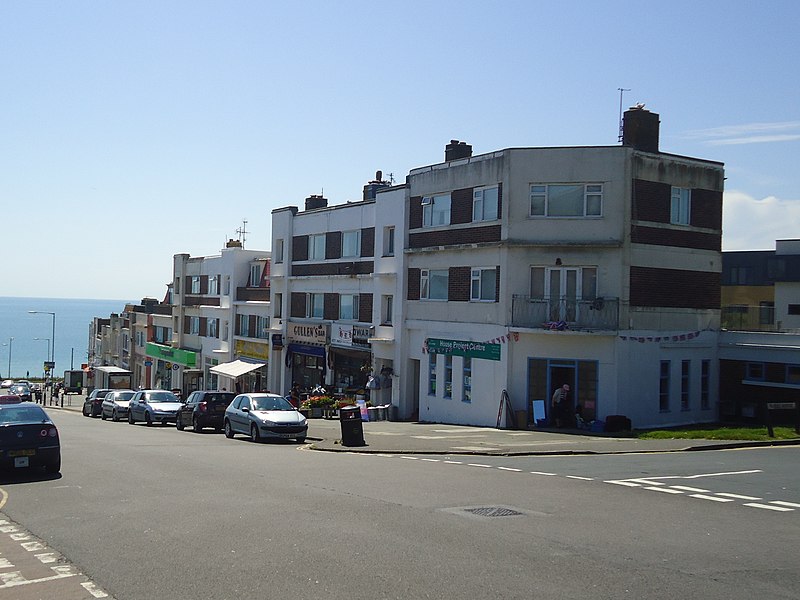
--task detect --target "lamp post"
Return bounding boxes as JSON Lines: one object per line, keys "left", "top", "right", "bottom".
{"left": 2, "top": 338, "right": 12, "bottom": 379}
{"left": 29, "top": 311, "right": 56, "bottom": 365}
{"left": 34, "top": 337, "right": 51, "bottom": 367}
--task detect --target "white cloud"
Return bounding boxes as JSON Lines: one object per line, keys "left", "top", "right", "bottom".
{"left": 723, "top": 191, "right": 800, "bottom": 250}
{"left": 684, "top": 121, "right": 800, "bottom": 146}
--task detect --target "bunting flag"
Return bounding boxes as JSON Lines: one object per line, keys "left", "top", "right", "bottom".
{"left": 618, "top": 330, "right": 701, "bottom": 343}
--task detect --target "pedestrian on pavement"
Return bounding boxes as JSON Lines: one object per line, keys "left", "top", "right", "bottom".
{"left": 551, "top": 383, "right": 570, "bottom": 428}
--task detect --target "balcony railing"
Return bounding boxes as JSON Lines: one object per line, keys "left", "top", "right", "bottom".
{"left": 236, "top": 286, "right": 271, "bottom": 302}
{"left": 512, "top": 296, "right": 619, "bottom": 331}
{"left": 721, "top": 305, "right": 778, "bottom": 332}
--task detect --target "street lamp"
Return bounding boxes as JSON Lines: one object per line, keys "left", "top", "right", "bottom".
{"left": 29, "top": 311, "right": 56, "bottom": 364}
{"left": 2, "top": 337, "right": 12, "bottom": 379}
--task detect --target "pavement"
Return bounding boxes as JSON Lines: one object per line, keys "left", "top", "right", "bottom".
{"left": 43, "top": 392, "right": 800, "bottom": 456}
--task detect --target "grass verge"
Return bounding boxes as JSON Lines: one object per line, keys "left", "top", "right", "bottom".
{"left": 636, "top": 424, "right": 800, "bottom": 441}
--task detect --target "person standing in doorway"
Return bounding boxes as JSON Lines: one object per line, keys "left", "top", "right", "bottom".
{"left": 551, "top": 384, "right": 570, "bottom": 428}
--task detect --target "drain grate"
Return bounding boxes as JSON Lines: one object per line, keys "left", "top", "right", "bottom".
{"left": 464, "top": 507, "right": 523, "bottom": 518}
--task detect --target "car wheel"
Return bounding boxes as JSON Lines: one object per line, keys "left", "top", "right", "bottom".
{"left": 193, "top": 416, "right": 202, "bottom": 433}
{"left": 101, "top": 411, "right": 107, "bottom": 420}
{"left": 176, "top": 414, "right": 185, "bottom": 431}
{"left": 296, "top": 437, "right": 306, "bottom": 444}
{"left": 145, "top": 412, "right": 153, "bottom": 427}
{"left": 112, "top": 410, "right": 119, "bottom": 422}
{"left": 82, "top": 405, "right": 89, "bottom": 417}
{"left": 250, "top": 424, "right": 260, "bottom": 443}
{"left": 128, "top": 411, "right": 135, "bottom": 424}
{"left": 224, "top": 420, "right": 234, "bottom": 439}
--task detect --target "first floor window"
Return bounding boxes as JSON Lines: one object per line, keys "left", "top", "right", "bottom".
{"left": 208, "top": 275, "right": 219, "bottom": 295}
{"left": 191, "top": 276, "right": 201, "bottom": 294}
{"left": 422, "top": 193, "right": 451, "bottom": 227}
{"left": 428, "top": 353, "right": 437, "bottom": 395}
{"left": 383, "top": 226, "right": 395, "bottom": 257}
{"left": 681, "top": 360, "right": 690, "bottom": 410}
{"left": 701, "top": 360, "right": 710, "bottom": 410}
{"left": 530, "top": 183, "right": 603, "bottom": 217}
{"left": 189, "top": 316, "right": 200, "bottom": 335}
{"left": 463, "top": 357, "right": 472, "bottom": 402}
{"left": 421, "top": 269, "right": 449, "bottom": 300}
{"left": 381, "top": 295, "right": 393, "bottom": 325}
{"left": 659, "top": 360, "right": 670, "bottom": 411}
{"left": 342, "top": 231, "right": 360, "bottom": 258}
{"left": 309, "top": 234, "right": 326, "bottom": 260}
{"left": 250, "top": 264, "right": 262, "bottom": 287}
{"left": 273, "top": 293, "right": 283, "bottom": 318}
{"left": 275, "top": 238, "right": 284, "bottom": 263}
{"left": 308, "top": 293, "right": 324, "bottom": 318}
{"left": 256, "top": 316, "right": 270, "bottom": 339}
{"left": 340, "top": 294, "right": 359, "bottom": 320}
{"left": 207, "top": 318, "right": 218, "bottom": 338}
{"left": 237, "top": 314, "right": 249, "bottom": 336}
{"left": 671, "top": 186, "right": 691, "bottom": 225}
{"left": 471, "top": 267, "right": 497, "bottom": 301}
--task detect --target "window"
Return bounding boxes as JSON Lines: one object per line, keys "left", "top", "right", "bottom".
{"left": 670, "top": 187, "right": 691, "bottom": 225}
{"left": 471, "top": 268, "right": 497, "bottom": 301}
{"left": 189, "top": 316, "right": 200, "bottom": 335}
{"left": 759, "top": 301, "right": 775, "bottom": 325}
{"left": 787, "top": 365, "right": 800, "bottom": 384}
{"left": 309, "top": 234, "right": 326, "bottom": 260}
{"left": 208, "top": 318, "right": 218, "bottom": 338}
{"left": 381, "top": 295, "right": 393, "bottom": 325}
{"left": 275, "top": 239, "right": 284, "bottom": 264}
{"left": 422, "top": 193, "right": 451, "bottom": 227}
{"left": 250, "top": 264, "right": 262, "bottom": 287}
{"left": 463, "top": 357, "right": 472, "bottom": 402}
{"left": 383, "top": 226, "right": 395, "bottom": 257}
{"left": 191, "top": 276, "right": 200, "bottom": 294}
{"left": 530, "top": 266, "right": 597, "bottom": 322}
{"left": 256, "top": 316, "right": 270, "bottom": 339}
{"left": 746, "top": 363, "right": 764, "bottom": 381}
{"left": 308, "top": 293, "right": 324, "bottom": 318}
{"left": 659, "top": 360, "right": 670, "bottom": 411}
{"left": 529, "top": 184, "right": 602, "bottom": 217}
{"left": 729, "top": 266, "right": 749, "bottom": 285}
{"left": 224, "top": 276, "right": 230, "bottom": 296}
{"left": 701, "top": 360, "right": 710, "bottom": 410}
{"left": 473, "top": 186, "right": 499, "bottom": 222}
{"left": 340, "top": 294, "right": 359, "bottom": 320}
{"left": 444, "top": 356, "right": 452, "bottom": 399}
{"left": 421, "top": 269, "right": 449, "bottom": 300}
{"left": 208, "top": 275, "right": 219, "bottom": 295}
{"left": 342, "top": 231, "right": 360, "bottom": 258}
{"left": 428, "top": 353, "right": 437, "bottom": 395}
{"left": 237, "top": 314, "right": 249, "bottom": 336}
{"left": 222, "top": 321, "right": 229, "bottom": 341}
{"left": 273, "top": 293, "right": 283, "bottom": 318}
{"left": 788, "top": 304, "right": 800, "bottom": 316}
{"left": 681, "top": 360, "right": 690, "bottom": 410}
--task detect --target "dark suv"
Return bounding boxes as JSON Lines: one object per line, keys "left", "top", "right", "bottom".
{"left": 83, "top": 388, "right": 113, "bottom": 417}
{"left": 176, "top": 391, "right": 235, "bottom": 432}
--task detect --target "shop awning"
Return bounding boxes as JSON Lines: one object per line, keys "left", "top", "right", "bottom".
{"left": 210, "top": 359, "right": 266, "bottom": 378}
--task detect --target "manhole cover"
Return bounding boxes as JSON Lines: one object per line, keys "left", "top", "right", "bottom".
{"left": 464, "top": 507, "right": 523, "bottom": 518}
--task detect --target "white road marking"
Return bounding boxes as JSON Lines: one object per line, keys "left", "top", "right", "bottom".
{"left": 0, "top": 570, "right": 76, "bottom": 589}
{"left": 715, "top": 493, "right": 762, "bottom": 500}
{"left": 443, "top": 460, "right": 463, "bottom": 464}
{"left": 421, "top": 458, "right": 440, "bottom": 462}
{"left": 744, "top": 503, "right": 794, "bottom": 512}
{"left": 624, "top": 478, "right": 665, "bottom": 486}
{"left": 9, "top": 533, "right": 31, "bottom": 541}
{"left": 605, "top": 480, "right": 641, "bottom": 487}
{"left": 0, "top": 558, "right": 13, "bottom": 568}
{"left": 35, "top": 553, "right": 58, "bottom": 564}
{"left": 565, "top": 475, "right": 594, "bottom": 481}
{"left": 467, "top": 464, "right": 492, "bottom": 468}
{"left": 82, "top": 581, "right": 110, "bottom": 598}
{"left": 530, "top": 471, "right": 557, "bottom": 476}
{"left": 20, "top": 541, "right": 46, "bottom": 552}
{"left": 645, "top": 487, "right": 684, "bottom": 494}
{"left": 689, "top": 494, "right": 734, "bottom": 503}
{"left": 669, "top": 486, "right": 709, "bottom": 493}
{"left": 400, "top": 456, "right": 418, "bottom": 460}
{"left": 769, "top": 501, "right": 800, "bottom": 508}
{"left": 497, "top": 467, "right": 522, "bottom": 472}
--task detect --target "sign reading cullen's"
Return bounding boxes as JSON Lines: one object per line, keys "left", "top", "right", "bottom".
{"left": 426, "top": 338, "right": 501, "bottom": 361}
{"left": 288, "top": 323, "right": 329, "bottom": 345}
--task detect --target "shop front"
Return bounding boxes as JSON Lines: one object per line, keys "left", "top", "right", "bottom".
{"left": 234, "top": 339, "right": 270, "bottom": 392}
{"left": 145, "top": 343, "right": 199, "bottom": 394}
{"left": 285, "top": 322, "right": 328, "bottom": 391}
{"left": 330, "top": 323, "right": 371, "bottom": 395}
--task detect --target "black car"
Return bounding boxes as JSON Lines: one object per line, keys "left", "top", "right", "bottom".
{"left": 176, "top": 391, "right": 235, "bottom": 432}
{"left": 0, "top": 400, "right": 61, "bottom": 473}
{"left": 83, "top": 388, "right": 113, "bottom": 417}
{"left": 8, "top": 384, "right": 32, "bottom": 403}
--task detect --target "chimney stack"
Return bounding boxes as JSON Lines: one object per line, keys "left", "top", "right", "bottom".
{"left": 304, "top": 194, "right": 328, "bottom": 210}
{"left": 622, "top": 105, "right": 660, "bottom": 153}
{"left": 445, "top": 139, "right": 472, "bottom": 162}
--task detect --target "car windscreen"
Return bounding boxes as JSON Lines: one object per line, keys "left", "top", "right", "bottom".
{"left": 208, "top": 394, "right": 235, "bottom": 404}
{"left": 251, "top": 396, "right": 293, "bottom": 411}
{"left": 111, "top": 392, "right": 135, "bottom": 401}
{"left": 0, "top": 405, "right": 47, "bottom": 424}
{"left": 146, "top": 392, "right": 179, "bottom": 402}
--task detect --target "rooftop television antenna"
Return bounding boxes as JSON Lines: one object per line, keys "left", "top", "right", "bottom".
{"left": 617, "top": 87, "right": 631, "bottom": 143}
{"left": 236, "top": 219, "right": 249, "bottom": 246}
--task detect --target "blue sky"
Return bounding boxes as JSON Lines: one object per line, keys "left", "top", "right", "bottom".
{"left": 2, "top": 1, "right": 798, "bottom": 300}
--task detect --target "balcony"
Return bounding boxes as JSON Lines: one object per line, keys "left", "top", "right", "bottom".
{"left": 512, "top": 296, "right": 619, "bottom": 331}
{"left": 721, "top": 304, "right": 780, "bottom": 332}
{"left": 236, "top": 286, "right": 271, "bottom": 302}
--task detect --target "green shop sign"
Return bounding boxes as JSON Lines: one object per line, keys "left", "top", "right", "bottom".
{"left": 146, "top": 343, "right": 197, "bottom": 368}
{"left": 426, "top": 338, "right": 501, "bottom": 361}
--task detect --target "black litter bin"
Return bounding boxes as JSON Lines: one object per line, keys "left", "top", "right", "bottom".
{"left": 340, "top": 405, "right": 365, "bottom": 447}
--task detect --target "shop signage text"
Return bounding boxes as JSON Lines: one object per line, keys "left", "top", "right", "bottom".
{"left": 426, "top": 338, "right": 501, "bottom": 361}
{"left": 288, "top": 323, "right": 328, "bottom": 345}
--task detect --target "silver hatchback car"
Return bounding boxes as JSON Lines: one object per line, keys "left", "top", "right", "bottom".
{"left": 224, "top": 393, "right": 308, "bottom": 443}
{"left": 101, "top": 389, "right": 135, "bottom": 421}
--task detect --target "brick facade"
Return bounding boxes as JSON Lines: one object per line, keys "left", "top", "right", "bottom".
{"left": 630, "top": 266, "right": 720, "bottom": 309}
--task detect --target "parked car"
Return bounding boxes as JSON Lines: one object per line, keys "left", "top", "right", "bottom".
{"left": 176, "top": 391, "right": 235, "bottom": 432}
{"left": 83, "top": 388, "right": 113, "bottom": 417}
{"left": 128, "top": 390, "right": 183, "bottom": 426}
{"left": 0, "top": 399, "right": 60, "bottom": 473}
{"left": 0, "top": 380, "right": 13, "bottom": 389}
{"left": 100, "top": 389, "right": 135, "bottom": 421}
{"left": 8, "top": 384, "right": 32, "bottom": 403}
{"left": 224, "top": 393, "right": 308, "bottom": 443}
